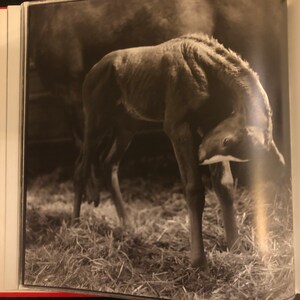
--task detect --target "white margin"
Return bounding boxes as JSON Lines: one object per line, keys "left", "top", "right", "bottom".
{"left": 4, "top": 5, "right": 22, "bottom": 290}
{"left": 0, "top": 7, "right": 8, "bottom": 291}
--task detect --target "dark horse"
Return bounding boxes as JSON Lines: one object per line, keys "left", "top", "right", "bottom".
{"left": 74, "top": 34, "right": 284, "bottom": 268}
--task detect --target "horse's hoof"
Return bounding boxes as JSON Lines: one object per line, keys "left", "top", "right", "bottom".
{"left": 191, "top": 256, "right": 208, "bottom": 271}
{"left": 86, "top": 186, "right": 100, "bottom": 205}
{"left": 71, "top": 217, "right": 80, "bottom": 226}
{"left": 120, "top": 216, "right": 131, "bottom": 229}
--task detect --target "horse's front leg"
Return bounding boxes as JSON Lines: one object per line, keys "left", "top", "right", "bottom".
{"left": 165, "top": 122, "right": 207, "bottom": 268}
{"left": 209, "top": 162, "right": 239, "bottom": 249}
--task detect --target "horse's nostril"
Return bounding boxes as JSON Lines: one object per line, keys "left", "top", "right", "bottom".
{"left": 223, "top": 138, "right": 230, "bottom": 146}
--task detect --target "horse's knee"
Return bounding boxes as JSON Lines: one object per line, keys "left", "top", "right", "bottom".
{"left": 185, "top": 182, "right": 205, "bottom": 211}
{"left": 211, "top": 163, "right": 235, "bottom": 205}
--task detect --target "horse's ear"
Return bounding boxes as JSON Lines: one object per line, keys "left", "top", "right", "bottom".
{"left": 245, "top": 126, "right": 266, "bottom": 147}
{"left": 269, "top": 140, "right": 286, "bottom": 167}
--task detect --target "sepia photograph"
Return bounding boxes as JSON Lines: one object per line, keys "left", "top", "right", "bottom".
{"left": 22, "top": 0, "right": 294, "bottom": 298}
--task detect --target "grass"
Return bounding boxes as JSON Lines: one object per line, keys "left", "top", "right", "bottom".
{"left": 24, "top": 167, "right": 295, "bottom": 299}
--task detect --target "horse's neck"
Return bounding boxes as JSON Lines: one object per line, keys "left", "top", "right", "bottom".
{"left": 189, "top": 39, "right": 272, "bottom": 130}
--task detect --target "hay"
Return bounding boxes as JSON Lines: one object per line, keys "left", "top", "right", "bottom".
{"left": 24, "top": 171, "right": 294, "bottom": 299}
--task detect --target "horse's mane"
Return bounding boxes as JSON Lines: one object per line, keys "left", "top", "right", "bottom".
{"left": 177, "top": 33, "right": 273, "bottom": 147}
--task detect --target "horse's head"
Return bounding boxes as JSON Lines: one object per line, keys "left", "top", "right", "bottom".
{"left": 198, "top": 116, "right": 250, "bottom": 165}
{"left": 198, "top": 115, "right": 285, "bottom": 181}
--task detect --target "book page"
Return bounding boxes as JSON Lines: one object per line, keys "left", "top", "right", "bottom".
{"left": 288, "top": 0, "right": 300, "bottom": 294}
{"left": 0, "top": 7, "right": 8, "bottom": 291}
{"left": 21, "top": 1, "right": 294, "bottom": 299}
{"left": 4, "top": 5, "right": 21, "bottom": 291}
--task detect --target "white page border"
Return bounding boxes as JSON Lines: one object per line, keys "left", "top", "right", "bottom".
{"left": 4, "top": 5, "right": 21, "bottom": 290}
{"left": 0, "top": 8, "right": 8, "bottom": 291}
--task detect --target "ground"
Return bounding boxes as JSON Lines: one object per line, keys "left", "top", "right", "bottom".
{"left": 23, "top": 166, "right": 294, "bottom": 300}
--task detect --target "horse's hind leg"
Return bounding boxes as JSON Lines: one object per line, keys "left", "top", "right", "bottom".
{"left": 103, "top": 128, "right": 134, "bottom": 226}
{"left": 57, "top": 81, "right": 101, "bottom": 220}
{"left": 86, "top": 131, "right": 116, "bottom": 207}
{"left": 209, "top": 162, "right": 239, "bottom": 249}
{"left": 73, "top": 111, "right": 112, "bottom": 223}
{"left": 73, "top": 64, "right": 120, "bottom": 223}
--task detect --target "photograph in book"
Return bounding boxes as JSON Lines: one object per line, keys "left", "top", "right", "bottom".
{"left": 22, "top": 0, "right": 294, "bottom": 298}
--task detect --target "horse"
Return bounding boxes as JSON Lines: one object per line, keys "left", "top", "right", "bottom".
{"left": 74, "top": 34, "right": 284, "bottom": 268}
{"left": 28, "top": 0, "right": 289, "bottom": 208}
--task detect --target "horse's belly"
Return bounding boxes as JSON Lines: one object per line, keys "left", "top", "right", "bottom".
{"left": 122, "top": 92, "right": 165, "bottom": 122}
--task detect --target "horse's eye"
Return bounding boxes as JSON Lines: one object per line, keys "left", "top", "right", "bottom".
{"left": 223, "top": 138, "right": 230, "bottom": 146}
